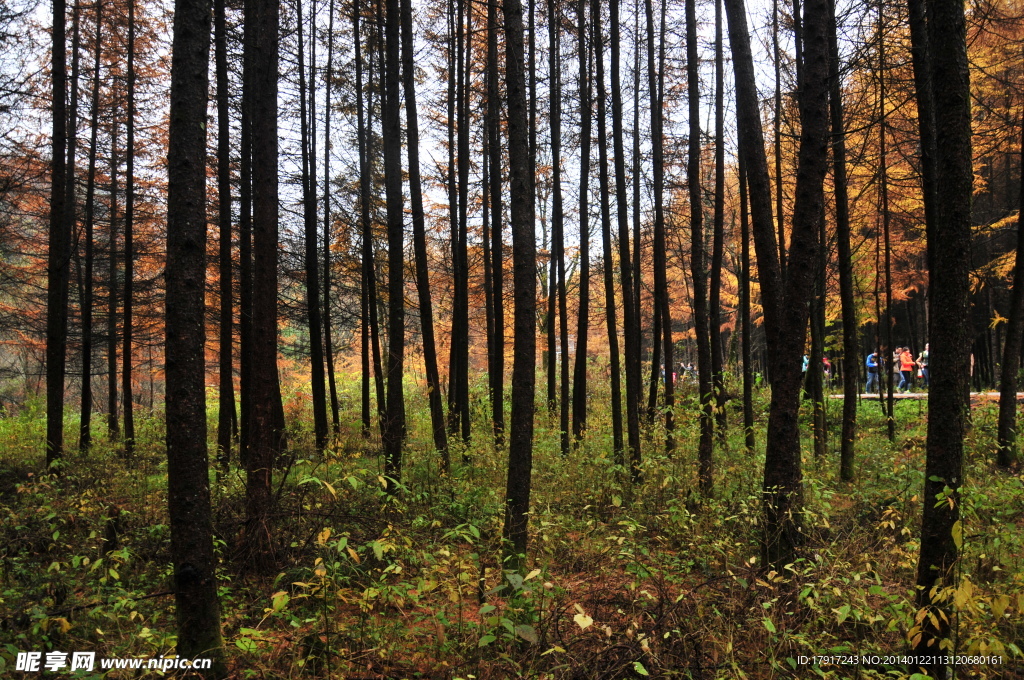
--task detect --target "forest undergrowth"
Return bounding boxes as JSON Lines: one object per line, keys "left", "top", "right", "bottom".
{"left": 2, "top": 377, "right": 1023, "bottom": 679}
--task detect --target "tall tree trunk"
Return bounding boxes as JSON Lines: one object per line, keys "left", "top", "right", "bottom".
{"left": 710, "top": 0, "right": 727, "bottom": 439}
{"left": 594, "top": 0, "right": 624, "bottom": 465}
{"left": 215, "top": 0, "right": 234, "bottom": 469}
{"left": 297, "top": 0, "right": 329, "bottom": 452}
{"left": 996, "top": 125, "right": 1024, "bottom": 468}
{"left": 401, "top": 0, "right": 449, "bottom": 468}
{"left": 828, "top": 0, "right": 856, "bottom": 481}
{"left": 323, "top": 0, "right": 340, "bottom": 434}
{"left": 382, "top": 0, "right": 406, "bottom": 491}
{"left": 880, "top": 20, "right": 896, "bottom": 442}
{"left": 912, "top": 0, "right": 973, "bottom": 669}
{"left": 355, "top": 2, "right": 385, "bottom": 440}
{"left": 46, "top": 0, "right": 69, "bottom": 467}
{"left": 686, "top": 0, "right": 713, "bottom": 494}
{"left": 239, "top": 0, "right": 254, "bottom": 464}
{"left": 488, "top": 0, "right": 505, "bottom": 446}
{"left": 502, "top": 0, "right": 537, "bottom": 571}
{"left": 549, "top": 0, "right": 569, "bottom": 457}
{"left": 165, "top": 0, "right": 226, "bottom": 667}
{"left": 739, "top": 152, "right": 755, "bottom": 454}
{"left": 725, "top": 0, "right": 829, "bottom": 570}
{"left": 122, "top": 0, "right": 136, "bottom": 457}
{"left": 245, "top": 0, "right": 281, "bottom": 567}
{"left": 107, "top": 125, "right": 118, "bottom": 440}
{"left": 648, "top": 0, "right": 674, "bottom": 454}
{"left": 572, "top": 0, "right": 590, "bottom": 443}
{"left": 610, "top": 0, "right": 642, "bottom": 483}
{"left": 80, "top": 1, "right": 102, "bottom": 453}
{"left": 447, "top": 0, "right": 465, "bottom": 440}
{"left": 772, "top": 0, "right": 785, "bottom": 283}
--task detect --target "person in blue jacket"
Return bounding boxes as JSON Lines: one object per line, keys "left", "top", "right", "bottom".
{"left": 865, "top": 351, "right": 880, "bottom": 394}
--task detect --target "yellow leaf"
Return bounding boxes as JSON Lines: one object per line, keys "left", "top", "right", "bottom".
{"left": 992, "top": 594, "right": 1009, "bottom": 618}
{"left": 317, "top": 528, "right": 332, "bottom": 546}
{"left": 347, "top": 547, "right": 360, "bottom": 564}
{"left": 525, "top": 568, "right": 541, "bottom": 581}
{"left": 573, "top": 613, "right": 594, "bottom": 630}
{"left": 952, "top": 521, "right": 963, "bottom": 550}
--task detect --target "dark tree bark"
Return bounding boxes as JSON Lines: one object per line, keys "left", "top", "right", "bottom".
{"left": 354, "top": 1, "right": 386, "bottom": 440}
{"left": 725, "top": 0, "right": 829, "bottom": 569}
{"left": 165, "top": 0, "right": 226, "bottom": 667}
{"left": 772, "top": 0, "right": 785, "bottom": 284}
{"left": 323, "top": 0, "right": 340, "bottom": 434}
{"left": 594, "top": 0, "right": 624, "bottom": 465}
{"left": 710, "top": 0, "right": 727, "bottom": 439}
{"left": 401, "top": 0, "right": 448, "bottom": 468}
{"left": 46, "top": 0, "right": 69, "bottom": 467}
{"left": 239, "top": 0, "right": 254, "bottom": 464}
{"left": 549, "top": 0, "right": 569, "bottom": 457}
{"left": 80, "top": 1, "right": 102, "bottom": 453}
{"left": 107, "top": 124, "right": 119, "bottom": 441}
{"left": 610, "top": 0, "right": 642, "bottom": 483}
{"left": 572, "top": 0, "right": 590, "bottom": 444}
{"left": 382, "top": 0, "right": 405, "bottom": 491}
{"left": 880, "top": 21, "right": 896, "bottom": 442}
{"left": 122, "top": 0, "right": 136, "bottom": 457}
{"left": 912, "top": 0, "right": 973, "bottom": 669}
{"left": 487, "top": 0, "right": 505, "bottom": 447}
{"left": 686, "top": 0, "right": 713, "bottom": 494}
{"left": 996, "top": 126, "right": 1024, "bottom": 469}
{"left": 65, "top": 2, "right": 81, "bottom": 445}
{"left": 297, "top": 0, "right": 329, "bottom": 452}
{"left": 907, "top": 0, "right": 938, "bottom": 274}
{"left": 448, "top": 0, "right": 471, "bottom": 443}
{"left": 739, "top": 153, "right": 756, "bottom": 454}
{"left": 215, "top": 0, "right": 234, "bottom": 469}
{"left": 502, "top": 0, "right": 536, "bottom": 570}
{"left": 828, "top": 0, "right": 857, "bottom": 481}
{"left": 244, "top": 0, "right": 282, "bottom": 567}
{"left": 648, "top": 0, "right": 674, "bottom": 454}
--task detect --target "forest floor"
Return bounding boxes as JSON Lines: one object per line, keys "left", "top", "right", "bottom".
{"left": 1, "top": 380, "right": 1023, "bottom": 679}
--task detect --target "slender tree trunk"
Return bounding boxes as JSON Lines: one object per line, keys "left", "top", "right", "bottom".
{"left": 611, "top": 0, "right": 642, "bottom": 483}
{"left": 725, "top": 0, "right": 829, "bottom": 570}
{"left": 996, "top": 125, "right": 1024, "bottom": 468}
{"left": 401, "top": 0, "right": 449, "bottom": 468}
{"left": 572, "top": 0, "right": 590, "bottom": 443}
{"left": 46, "top": 0, "right": 69, "bottom": 467}
{"left": 710, "top": 0, "right": 727, "bottom": 439}
{"left": 239, "top": 0, "right": 254, "bottom": 463}
{"left": 686, "top": 0, "right": 713, "bottom": 493}
{"left": 549, "top": 0, "right": 569, "bottom": 456}
{"left": 488, "top": 0, "right": 505, "bottom": 446}
{"left": 80, "top": 2, "right": 102, "bottom": 453}
{"left": 323, "top": 0, "right": 340, "bottom": 434}
{"left": 502, "top": 0, "right": 536, "bottom": 570}
{"left": 828, "top": 0, "right": 856, "bottom": 481}
{"left": 215, "top": 0, "right": 234, "bottom": 469}
{"left": 739, "top": 153, "right": 755, "bottom": 454}
{"left": 165, "top": 0, "right": 226, "bottom": 666}
{"left": 456, "top": 0, "right": 471, "bottom": 442}
{"left": 382, "top": 0, "right": 405, "bottom": 491}
{"left": 65, "top": 2, "right": 82, "bottom": 440}
{"left": 245, "top": 0, "right": 282, "bottom": 567}
{"left": 648, "top": 0, "right": 674, "bottom": 454}
{"left": 122, "top": 0, "right": 136, "bottom": 457}
{"left": 297, "top": 0, "right": 329, "bottom": 452}
{"left": 880, "top": 20, "right": 896, "bottom": 442}
{"left": 447, "top": 0, "right": 464, "bottom": 440}
{"left": 594, "top": 0, "right": 624, "bottom": 465}
{"left": 907, "top": 0, "right": 938, "bottom": 275}
{"left": 912, "top": 0, "right": 973, "bottom": 669}
{"left": 772, "top": 0, "right": 785, "bottom": 283}
{"left": 107, "top": 126, "right": 118, "bottom": 441}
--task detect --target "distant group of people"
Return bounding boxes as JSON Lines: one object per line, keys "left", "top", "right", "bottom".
{"left": 865, "top": 343, "right": 929, "bottom": 394}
